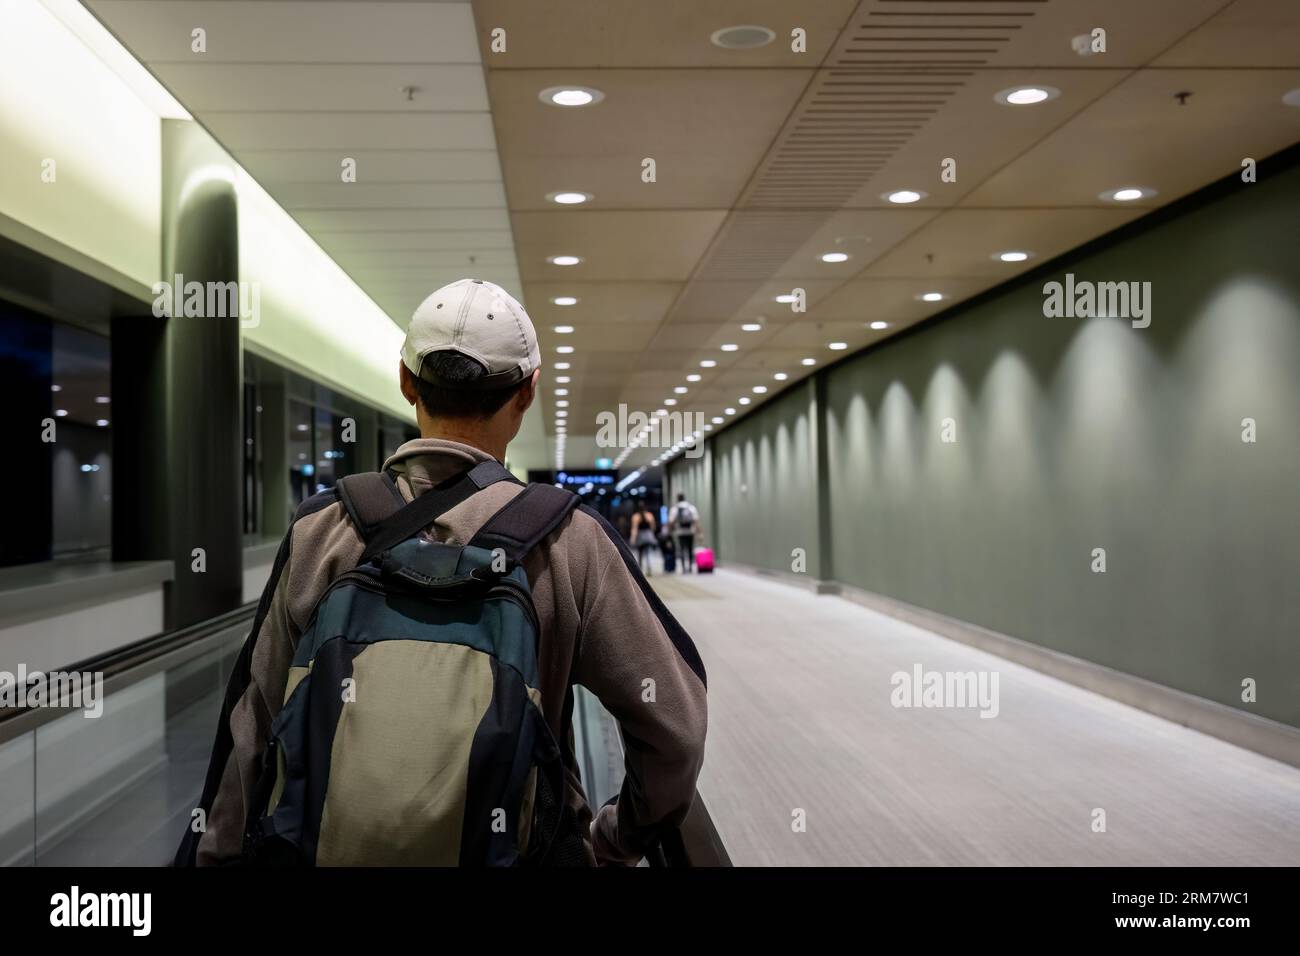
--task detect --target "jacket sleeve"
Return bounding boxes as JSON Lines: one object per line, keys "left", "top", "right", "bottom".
{"left": 571, "top": 509, "right": 708, "bottom": 864}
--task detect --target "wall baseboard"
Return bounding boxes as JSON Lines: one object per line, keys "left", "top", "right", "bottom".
{"left": 721, "top": 564, "right": 1300, "bottom": 771}
{"left": 720, "top": 560, "right": 840, "bottom": 596}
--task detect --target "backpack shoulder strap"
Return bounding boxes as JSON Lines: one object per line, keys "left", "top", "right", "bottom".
{"left": 347, "top": 460, "right": 519, "bottom": 564}
{"left": 469, "top": 482, "right": 580, "bottom": 563}
{"left": 336, "top": 471, "right": 406, "bottom": 541}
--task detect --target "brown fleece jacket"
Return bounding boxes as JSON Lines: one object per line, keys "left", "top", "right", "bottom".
{"left": 196, "top": 438, "right": 708, "bottom": 866}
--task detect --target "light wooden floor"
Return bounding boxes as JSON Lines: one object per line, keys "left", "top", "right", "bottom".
{"left": 653, "top": 569, "right": 1300, "bottom": 866}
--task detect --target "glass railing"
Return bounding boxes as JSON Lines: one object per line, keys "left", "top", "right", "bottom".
{"left": 0, "top": 606, "right": 253, "bottom": 866}
{"left": 2, "top": 608, "right": 728, "bottom": 867}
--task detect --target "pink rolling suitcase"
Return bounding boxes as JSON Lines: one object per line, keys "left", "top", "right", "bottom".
{"left": 694, "top": 547, "right": 714, "bottom": 573}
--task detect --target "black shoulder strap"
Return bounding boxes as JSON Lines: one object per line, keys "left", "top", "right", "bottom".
{"left": 469, "top": 482, "right": 580, "bottom": 563}
{"left": 356, "top": 459, "right": 517, "bottom": 564}
{"left": 336, "top": 472, "right": 406, "bottom": 541}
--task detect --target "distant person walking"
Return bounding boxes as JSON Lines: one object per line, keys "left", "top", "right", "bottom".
{"left": 669, "top": 493, "right": 701, "bottom": 574}
{"left": 629, "top": 501, "right": 658, "bottom": 575}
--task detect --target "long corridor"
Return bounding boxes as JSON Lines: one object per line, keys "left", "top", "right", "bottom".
{"left": 653, "top": 569, "right": 1300, "bottom": 867}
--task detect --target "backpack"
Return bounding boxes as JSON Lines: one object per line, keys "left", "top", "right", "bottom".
{"left": 242, "top": 461, "right": 585, "bottom": 867}
{"left": 675, "top": 504, "right": 694, "bottom": 531}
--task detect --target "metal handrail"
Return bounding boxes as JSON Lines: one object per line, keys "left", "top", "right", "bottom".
{"left": 0, "top": 603, "right": 256, "bottom": 743}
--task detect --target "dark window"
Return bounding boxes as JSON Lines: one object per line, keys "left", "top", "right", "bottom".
{"left": 0, "top": 302, "right": 111, "bottom": 568}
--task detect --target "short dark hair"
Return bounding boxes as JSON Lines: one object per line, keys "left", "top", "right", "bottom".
{"left": 411, "top": 351, "right": 529, "bottom": 419}
{"left": 676, "top": 493, "right": 686, "bottom": 502}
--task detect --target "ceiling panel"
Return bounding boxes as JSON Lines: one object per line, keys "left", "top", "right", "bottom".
{"left": 237, "top": 149, "right": 504, "bottom": 184}
{"left": 313, "top": 230, "right": 514, "bottom": 252}
{"left": 88, "top": 1, "right": 479, "bottom": 63}
{"left": 864, "top": 208, "right": 1142, "bottom": 280}
{"left": 521, "top": 281, "right": 683, "bottom": 341}
{"left": 270, "top": 182, "right": 508, "bottom": 210}
{"left": 964, "top": 68, "right": 1300, "bottom": 208}
{"left": 473, "top": 0, "right": 859, "bottom": 68}
{"left": 812, "top": 277, "right": 998, "bottom": 323}
{"left": 150, "top": 63, "right": 489, "bottom": 112}
{"left": 490, "top": 69, "right": 813, "bottom": 210}
{"left": 200, "top": 112, "right": 498, "bottom": 150}
{"left": 824, "top": 0, "right": 1232, "bottom": 70}
{"left": 289, "top": 208, "right": 511, "bottom": 232}
{"left": 512, "top": 210, "right": 727, "bottom": 281}
{"left": 1154, "top": 0, "right": 1300, "bottom": 68}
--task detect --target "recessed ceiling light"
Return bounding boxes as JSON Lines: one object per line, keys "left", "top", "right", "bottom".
{"left": 801, "top": 357, "right": 816, "bottom": 366}
{"left": 995, "top": 85, "right": 1060, "bottom": 106}
{"left": 739, "top": 397, "right": 751, "bottom": 405}
{"left": 700, "top": 359, "right": 717, "bottom": 368}
{"left": 710, "top": 24, "right": 776, "bottom": 49}
{"left": 773, "top": 372, "right": 788, "bottom": 381}
{"left": 775, "top": 293, "right": 798, "bottom": 304}
{"left": 556, "top": 400, "right": 569, "bottom": 408}
{"left": 712, "top": 416, "right": 724, "bottom": 424}
{"left": 820, "top": 252, "right": 850, "bottom": 263}
{"left": 547, "top": 254, "right": 581, "bottom": 266}
{"left": 704, "top": 424, "right": 714, "bottom": 432}
{"left": 725, "top": 407, "right": 736, "bottom": 415}
{"left": 539, "top": 86, "right": 604, "bottom": 108}
{"left": 55, "top": 408, "right": 68, "bottom": 417}
{"left": 556, "top": 345, "right": 575, "bottom": 354}
{"left": 720, "top": 343, "right": 738, "bottom": 352}
{"left": 548, "top": 191, "right": 593, "bottom": 205}
{"left": 556, "top": 410, "right": 568, "bottom": 418}
{"left": 1099, "top": 186, "right": 1157, "bottom": 203}
{"left": 554, "top": 325, "right": 574, "bottom": 334}
{"left": 555, "top": 362, "right": 570, "bottom": 370}
{"left": 995, "top": 250, "right": 1032, "bottom": 263}
{"left": 51, "top": 384, "right": 62, "bottom": 392}
{"left": 664, "top": 398, "right": 677, "bottom": 406}
{"left": 554, "top": 388, "right": 568, "bottom": 396}
{"left": 883, "top": 189, "right": 926, "bottom": 204}
{"left": 828, "top": 342, "right": 848, "bottom": 351}
{"left": 918, "top": 292, "right": 944, "bottom": 303}
{"left": 674, "top": 386, "right": 688, "bottom": 394}
{"left": 1284, "top": 88, "right": 1300, "bottom": 107}
{"left": 870, "top": 321, "right": 889, "bottom": 330}
{"left": 752, "top": 385, "right": 768, "bottom": 394}
{"left": 96, "top": 419, "right": 109, "bottom": 427}
{"left": 687, "top": 374, "right": 701, "bottom": 382}
{"left": 741, "top": 323, "right": 762, "bottom": 332}
{"left": 95, "top": 395, "right": 110, "bottom": 404}
{"left": 552, "top": 296, "right": 578, "bottom": 306}
{"left": 556, "top": 376, "right": 570, "bottom": 383}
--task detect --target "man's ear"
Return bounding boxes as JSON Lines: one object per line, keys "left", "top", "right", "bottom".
{"left": 517, "top": 368, "right": 540, "bottom": 414}
{"left": 398, "top": 360, "right": 418, "bottom": 406}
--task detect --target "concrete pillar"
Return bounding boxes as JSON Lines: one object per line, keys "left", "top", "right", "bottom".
{"left": 112, "top": 120, "right": 242, "bottom": 628}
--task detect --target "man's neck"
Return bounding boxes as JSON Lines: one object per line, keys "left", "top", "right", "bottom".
{"left": 419, "top": 422, "right": 506, "bottom": 462}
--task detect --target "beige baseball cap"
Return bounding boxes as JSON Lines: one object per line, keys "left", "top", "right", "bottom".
{"left": 401, "top": 278, "right": 541, "bottom": 389}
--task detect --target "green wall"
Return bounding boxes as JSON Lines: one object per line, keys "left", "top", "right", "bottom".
{"left": 675, "top": 161, "right": 1300, "bottom": 729}
{"left": 710, "top": 381, "right": 823, "bottom": 579}
{"left": 667, "top": 444, "right": 714, "bottom": 548}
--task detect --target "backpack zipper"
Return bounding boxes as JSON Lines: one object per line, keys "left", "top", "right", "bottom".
{"left": 307, "top": 569, "right": 541, "bottom": 637}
